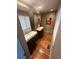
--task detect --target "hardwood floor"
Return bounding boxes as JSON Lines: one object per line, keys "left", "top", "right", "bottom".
{"left": 29, "top": 32, "right": 52, "bottom": 59}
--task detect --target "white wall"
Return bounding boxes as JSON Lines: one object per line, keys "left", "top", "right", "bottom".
{"left": 51, "top": 22, "right": 61, "bottom": 59}
{"left": 53, "top": 8, "right": 61, "bottom": 45}
{"left": 50, "top": 7, "right": 61, "bottom": 59}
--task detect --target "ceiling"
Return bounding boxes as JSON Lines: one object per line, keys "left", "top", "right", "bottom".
{"left": 17, "top": 0, "right": 60, "bottom": 13}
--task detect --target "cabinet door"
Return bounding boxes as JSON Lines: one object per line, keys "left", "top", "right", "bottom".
{"left": 17, "top": 37, "right": 26, "bottom": 59}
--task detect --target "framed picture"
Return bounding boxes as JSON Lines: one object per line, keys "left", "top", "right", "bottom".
{"left": 46, "top": 17, "right": 52, "bottom": 25}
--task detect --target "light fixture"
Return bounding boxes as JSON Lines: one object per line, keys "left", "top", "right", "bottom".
{"left": 38, "top": 6, "right": 42, "bottom": 9}
{"left": 50, "top": 9, "right": 54, "bottom": 11}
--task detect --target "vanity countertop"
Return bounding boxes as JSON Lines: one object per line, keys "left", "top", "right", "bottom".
{"left": 24, "top": 31, "right": 37, "bottom": 42}
{"left": 36, "top": 27, "right": 44, "bottom": 31}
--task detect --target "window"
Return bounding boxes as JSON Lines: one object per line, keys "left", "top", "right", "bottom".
{"left": 18, "top": 15, "right": 31, "bottom": 33}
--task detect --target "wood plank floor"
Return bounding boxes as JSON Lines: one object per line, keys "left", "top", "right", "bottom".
{"left": 29, "top": 32, "right": 52, "bottom": 59}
